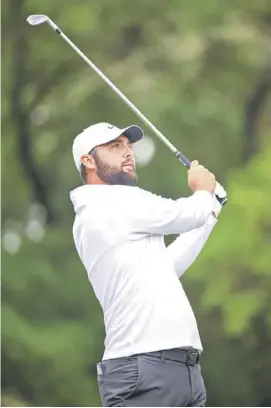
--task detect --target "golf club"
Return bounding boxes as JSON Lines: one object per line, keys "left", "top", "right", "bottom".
{"left": 26, "top": 14, "right": 227, "bottom": 206}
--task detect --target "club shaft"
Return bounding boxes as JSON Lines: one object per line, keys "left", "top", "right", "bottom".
{"left": 46, "top": 19, "right": 191, "bottom": 167}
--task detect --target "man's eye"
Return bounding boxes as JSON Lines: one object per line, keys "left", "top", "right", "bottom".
{"left": 112, "top": 143, "right": 120, "bottom": 148}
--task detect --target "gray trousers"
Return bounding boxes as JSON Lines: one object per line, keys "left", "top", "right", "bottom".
{"left": 97, "top": 348, "right": 206, "bottom": 407}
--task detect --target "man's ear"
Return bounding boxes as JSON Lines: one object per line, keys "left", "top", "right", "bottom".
{"left": 80, "top": 154, "right": 96, "bottom": 170}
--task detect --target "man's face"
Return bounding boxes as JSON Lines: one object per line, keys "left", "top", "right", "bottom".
{"left": 92, "top": 135, "right": 137, "bottom": 186}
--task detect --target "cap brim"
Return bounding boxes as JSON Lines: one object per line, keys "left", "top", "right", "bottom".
{"left": 122, "top": 125, "right": 144, "bottom": 143}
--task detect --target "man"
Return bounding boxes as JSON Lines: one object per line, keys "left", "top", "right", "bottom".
{"left": 70, "top": 122, "right": 227, "bottom": 407}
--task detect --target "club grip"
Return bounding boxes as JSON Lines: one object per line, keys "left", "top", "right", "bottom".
{"left": 175, "top": 151, "right": 228, "bottom": 206}
{"left": 175, "top": 151, "right": 191, "bottom": 168}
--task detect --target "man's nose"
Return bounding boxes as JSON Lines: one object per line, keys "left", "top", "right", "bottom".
{"left": 124, "top": 145, "right": 132, "bottom": 157}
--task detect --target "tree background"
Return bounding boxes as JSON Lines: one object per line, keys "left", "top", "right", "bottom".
{"left": 2, "top": 0, "right": 271, "bottom": 406}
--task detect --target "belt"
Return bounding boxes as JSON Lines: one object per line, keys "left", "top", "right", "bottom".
{"left": 144, "top": 348, "right": 200, "bottom": 366}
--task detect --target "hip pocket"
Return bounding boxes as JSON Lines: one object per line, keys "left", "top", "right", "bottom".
{"left": 97, "top": 357, "right": 140, "bottom": 406}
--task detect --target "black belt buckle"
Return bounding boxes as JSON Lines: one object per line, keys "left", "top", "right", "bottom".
{"left": 186, "top": 350, "right": 199, "bottom": 365}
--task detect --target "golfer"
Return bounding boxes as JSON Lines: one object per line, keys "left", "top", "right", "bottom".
{"left": 70, "top": 122, "right": 227, "bottom": 407}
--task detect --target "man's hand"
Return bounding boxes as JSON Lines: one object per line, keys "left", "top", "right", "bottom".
{"left": 188, "top": 160, "right": 216, "bottom": 193}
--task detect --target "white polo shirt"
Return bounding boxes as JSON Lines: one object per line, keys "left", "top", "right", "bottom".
{"left": 70, "top": 185, "right": 218, "bottom": 360}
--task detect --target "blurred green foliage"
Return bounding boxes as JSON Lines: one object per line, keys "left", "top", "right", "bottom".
{"left": 2, "top": 0, "right": 271, "bottom": 406}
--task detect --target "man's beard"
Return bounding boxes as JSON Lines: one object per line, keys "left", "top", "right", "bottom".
{"left": 95, "top": 155, "right": 137, "bottom": 186}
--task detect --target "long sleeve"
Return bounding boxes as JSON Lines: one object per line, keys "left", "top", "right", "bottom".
{"left": 166, "top": 215, "right": 218, "bottom": 278}
{"left": 120, "top": 187, "right": 215, "bottom": 237}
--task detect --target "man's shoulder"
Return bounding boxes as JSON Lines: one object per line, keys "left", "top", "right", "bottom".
{"left": 70, "top": 185, "right": 155, "bottom": 215}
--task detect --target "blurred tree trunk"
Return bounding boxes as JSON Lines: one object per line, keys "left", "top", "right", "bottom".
{"left": 243, "top": 65, "right": 271, "bottom": 163}
{"left": 10, "top": 0, "right": 56, "bottom": 225}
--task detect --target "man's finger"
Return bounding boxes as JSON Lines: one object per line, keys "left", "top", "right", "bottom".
{"left": 190, "top": 160, "right": 199, "bottom": 168}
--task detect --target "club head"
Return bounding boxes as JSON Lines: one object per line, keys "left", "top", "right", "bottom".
{"left": 26, "top": 14, "right": 49, "bottom": 26}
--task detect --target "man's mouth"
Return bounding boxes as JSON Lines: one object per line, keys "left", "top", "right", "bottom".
{"left": 122, "top": 162, "right": 134, "bottom": 173}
